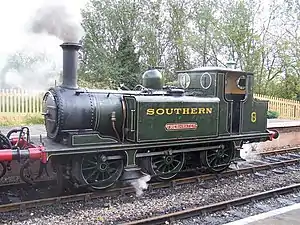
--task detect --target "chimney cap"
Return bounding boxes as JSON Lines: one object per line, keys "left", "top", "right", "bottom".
{"left": 60, "top": 42, "right": 82, "bottom": 50}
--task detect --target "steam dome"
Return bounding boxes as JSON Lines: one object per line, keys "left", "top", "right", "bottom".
{"left": 142, "top": 69, "right": 163, "bottom": 90}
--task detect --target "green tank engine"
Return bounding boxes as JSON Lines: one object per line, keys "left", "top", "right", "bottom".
{"left": 0, "top": 42, "right": 279, "bottom": 191}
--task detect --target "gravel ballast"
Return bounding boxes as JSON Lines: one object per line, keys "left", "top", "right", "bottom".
{"left": 176, "top": 192, "right": 300, "bottom": 225}
{"left": 1, "top": 163, "right": 300, "bottom": 225}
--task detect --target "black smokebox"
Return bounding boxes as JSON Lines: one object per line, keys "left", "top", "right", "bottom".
{"left": 60, "top": 42, "right": 82, "bottom": 89}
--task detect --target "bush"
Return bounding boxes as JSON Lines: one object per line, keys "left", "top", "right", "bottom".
{"left": 0, "top": 114, "right": 44, "bottom": 126}
{"left": 267, "top": 110, "right": 279, "bottom": 119}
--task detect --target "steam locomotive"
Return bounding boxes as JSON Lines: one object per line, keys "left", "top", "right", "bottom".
{"left": 0, "top": 42, "right": 279, "bottom": 191}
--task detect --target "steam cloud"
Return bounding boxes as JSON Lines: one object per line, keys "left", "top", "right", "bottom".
{"left": 28, "top": 1, "right": 84, "bottom": 42}
{"left": 129, "top": 175, "right": 151, "bottom": 197}
{"left": 229, "top": 143, "right": 261, "bottom": 170}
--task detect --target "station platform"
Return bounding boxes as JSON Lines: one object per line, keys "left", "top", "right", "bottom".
{"left": 224, "top": 203, "right": 300, "bottom": 225}
{"left": 267, "top": 119, "right": 300, "bottom": 128}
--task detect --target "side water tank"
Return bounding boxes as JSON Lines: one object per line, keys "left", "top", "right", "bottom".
{"left": 142, "top": 69, "right": 163, "bottom": 90}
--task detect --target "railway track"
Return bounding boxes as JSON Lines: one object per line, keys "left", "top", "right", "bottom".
{"left": 1, "top": 146, "right": 300, "bottom": 213}
{"left": 0, "top": 180, "right": 57, "bottom": 204}
{"left": 123, "top": 183, "right": 300, "bottom": 225}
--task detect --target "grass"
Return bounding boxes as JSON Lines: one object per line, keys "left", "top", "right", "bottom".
{"left": 0, "top": 113, "right": 44, "bottom": 126}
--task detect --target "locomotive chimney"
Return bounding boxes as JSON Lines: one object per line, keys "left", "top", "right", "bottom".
{"left": 60, "top": 42, "right": 82, "bottom": 89}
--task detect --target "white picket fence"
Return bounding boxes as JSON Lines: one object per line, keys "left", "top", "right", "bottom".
{"left": 0, "top": 89, "right": 44, "bottom": 115}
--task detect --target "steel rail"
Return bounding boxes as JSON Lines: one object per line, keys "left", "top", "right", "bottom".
{"left": 122, "top": 183, "right": 300, "bottom": 225}
{"left": 260, "top": 146, "right": 300, "bottom": 156}
{"left": 1, "top": 146, "right": 300, "bottom": 213}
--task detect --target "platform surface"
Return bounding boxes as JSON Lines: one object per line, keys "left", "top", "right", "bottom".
{"left": 267, "top": 118, "right": 300, "bottom": 128}
{"left": 224, "top": 203, "right": 300, "bottom": 225}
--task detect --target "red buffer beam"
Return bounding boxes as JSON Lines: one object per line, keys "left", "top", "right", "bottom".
{"left": 0, "top": 146, "right": 47, "bottom": 163}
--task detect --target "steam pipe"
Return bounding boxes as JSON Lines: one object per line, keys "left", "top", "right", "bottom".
{"left": 60, "top": 42, "right": 82, "bottom": 89}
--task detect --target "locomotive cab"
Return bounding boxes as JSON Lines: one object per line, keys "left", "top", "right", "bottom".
{"left": 176, "top": 67, "right": 269, "bottom": 137}
{"left": 224, "top": 71, "right": 247, "bottom": 134}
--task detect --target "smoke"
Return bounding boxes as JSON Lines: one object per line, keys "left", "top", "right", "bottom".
{"left": 5, "top": 66, "right": 59, "bottom": 91}
{"left": 1, "top": 39, "right": 62, "bottom": 91}
{"left": 128, "top": 175, "right": 151, "bottom": 197}
{"left": 28, "top": 0, "right": 85, "bottom": 42}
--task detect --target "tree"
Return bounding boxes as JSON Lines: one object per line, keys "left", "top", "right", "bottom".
{"left": 79, "top": 0, "right": 143, "bottom": 88}
{"left": 189, "top": 0, "right": 219, "bottom": 66}
{"left": 166, "top": 0, "right": 191, "bottom": 72}
{"left": 113, "top": 35, "right": 141, "bottom": 89}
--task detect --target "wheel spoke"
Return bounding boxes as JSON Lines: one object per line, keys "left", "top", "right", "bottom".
{"left": 82, "top": 166, "right": 96, "bottom": 171}
{"left": 173, "top": 159, "right": 181, "bottom": 164}
{"left": 211, "top": 157, "right": 218, "bottom": 166}
{"left": 170, "top": 162, "right": 175, "bottom": 169}
{"left": 215, "top": 157, "right": 223, "bottom": 166}
{"left": 153, "top": 159, "right": 165, "bottom": 165}
{"left": 95, "top": 171, "right": 100, "bottom": 181}
{"left": 87, "top": 160, "right": 97, "bottom": 165}
{"left": 86, "top": 170, "right": 98, "bottom": 181}
{"left": 106, "top": 170, "right": 111, "bottom": 177}
{"left": 207, "top": 154, "right": 216, "bottom": 158}
{"left": 157, "top": 163, "right": 165, "bottom": 170}
{"left": 209, "top": 155, "right": 218, "bottom": 165}
{"left": 163, "top": 164, "right": 169, "bottom": 173}
{"left": 218, "top": 156, "right": 227, "bottom": 164}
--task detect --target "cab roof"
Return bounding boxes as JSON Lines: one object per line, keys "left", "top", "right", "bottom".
{"left": 176, "top": 66, "right": 253, "bottom": 75}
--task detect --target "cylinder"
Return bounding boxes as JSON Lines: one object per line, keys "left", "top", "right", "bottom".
{"left": 60, "top": 42, "right": 82, "bottom": 89}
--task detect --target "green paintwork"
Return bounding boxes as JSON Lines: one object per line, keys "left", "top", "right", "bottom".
{"left": 177, "top": 71, "right": 216, "bottom": 97}
{"left": 92, "top": 93, "right": 124, "bottom": 140}
{"left": 124, "top": 96, "right": 136, "bottom": 142}
{"left": 124, "top": 150, "right": 137, "bottom": 166}
{"left": 130, "top": 95, "right": 219, "bottom": 142}
{"left": 176, "top": 68, "right": 234, "bottom": 136}
{"left": 176, "top": 67, "right": 269, "bottom": 137}
{"left": 241, "top": 97, "right": 268, "bottom": 133}
{"left": 241, "top": 76, "right": 268, "bottom": 133}
{"left": 216, "top": 73, "right": 230, "bottom": 135}
{"left": 142, "top": 69, "right": 163, "bottom": 89}
{"left": 68, "top": 133, "right": 118, "bottom": 147}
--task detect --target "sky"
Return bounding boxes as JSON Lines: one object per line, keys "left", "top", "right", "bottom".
{"left": 0, "top": 0, "right": 88, "bottom": 67}
{"left": 0, "top": 0, "right": 274, "bottom": 60}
